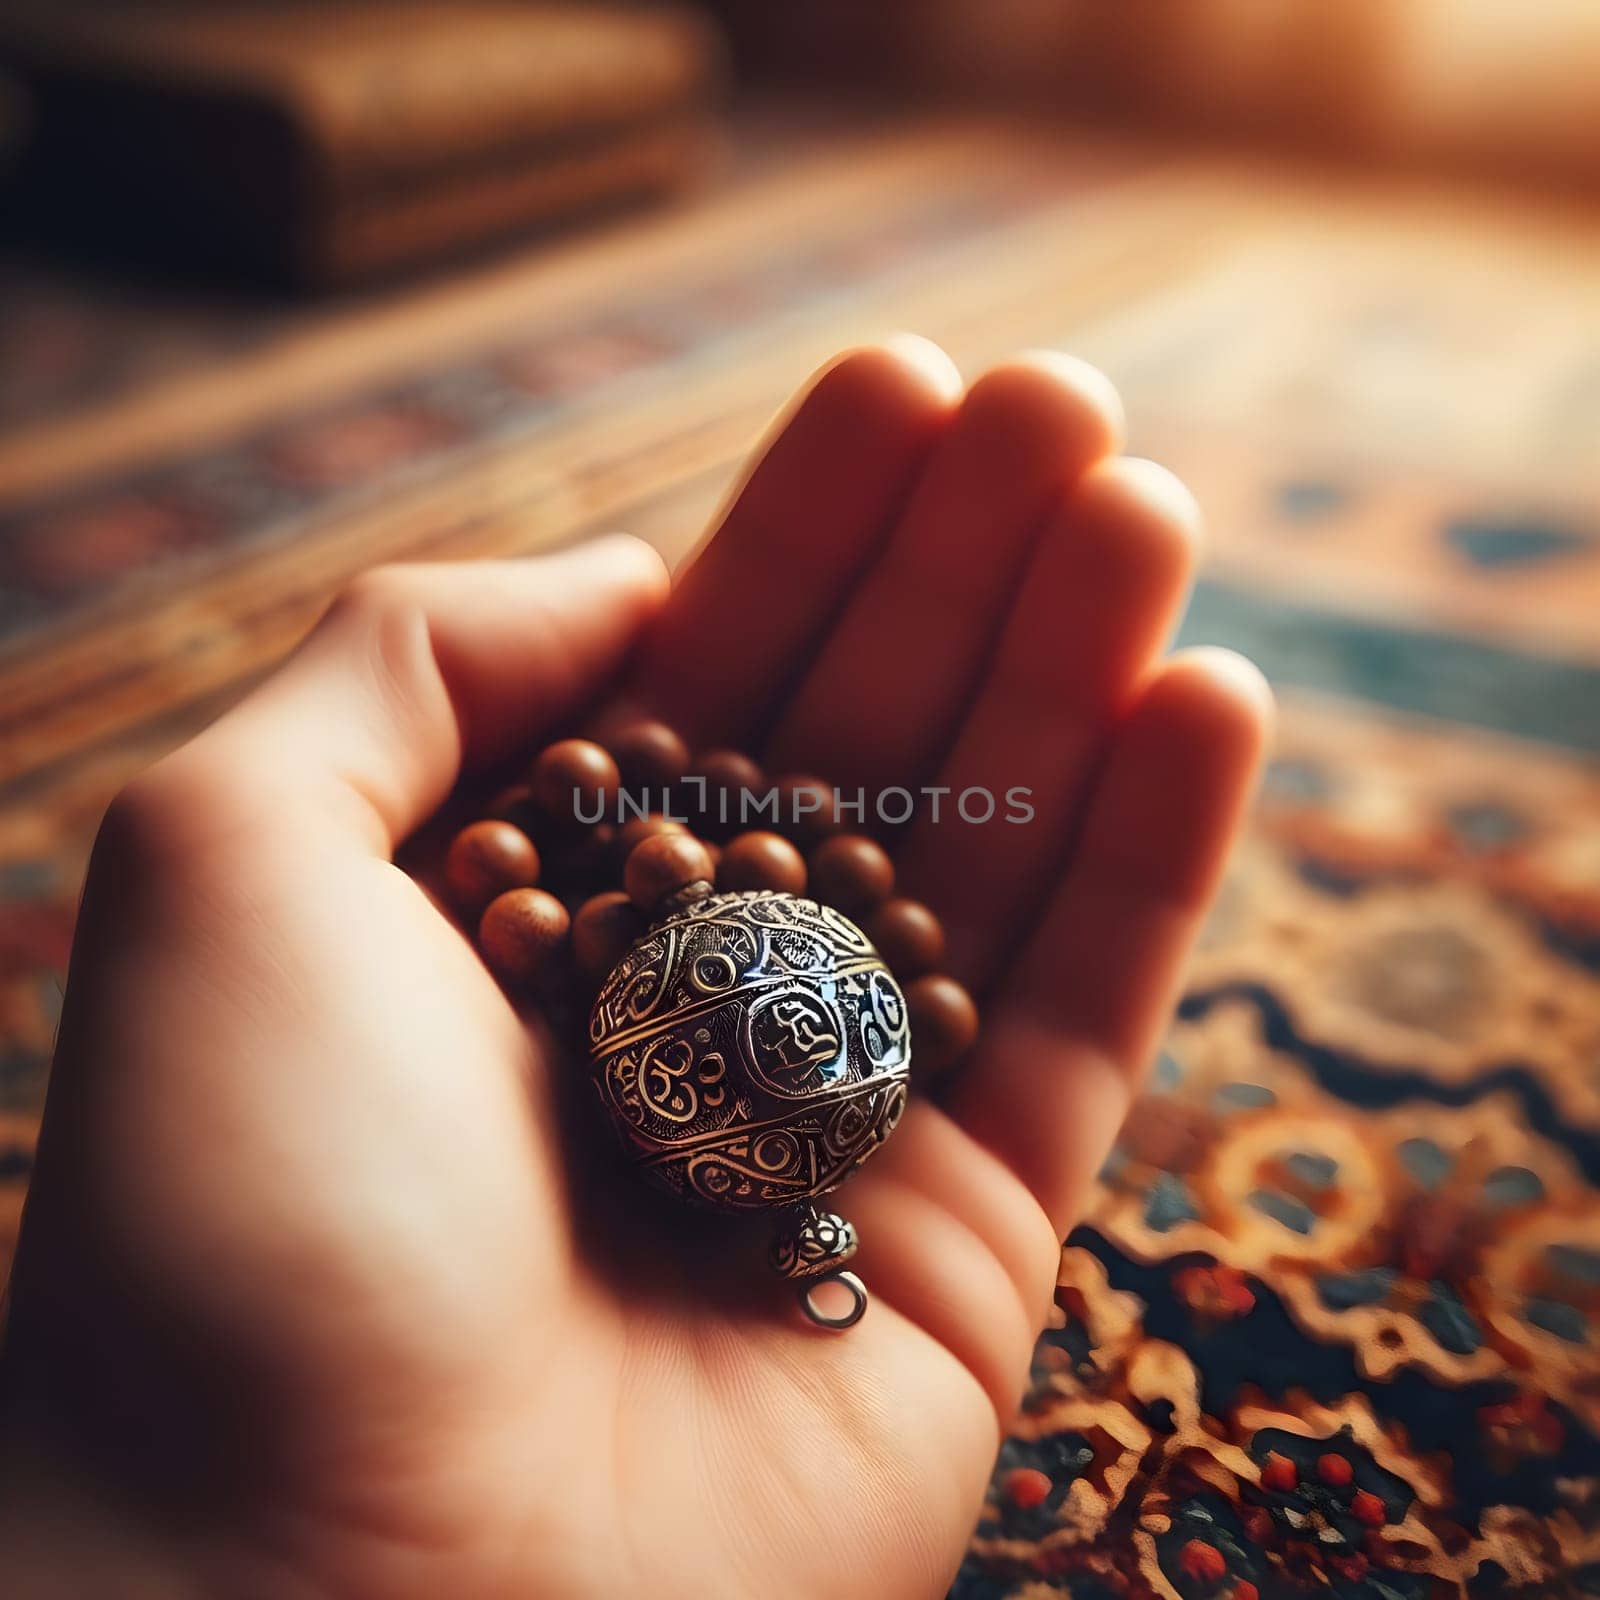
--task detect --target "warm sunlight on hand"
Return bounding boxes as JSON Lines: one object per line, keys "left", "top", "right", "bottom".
{"left": 0, "top": 342, "right": 1270, "bottom": 1599}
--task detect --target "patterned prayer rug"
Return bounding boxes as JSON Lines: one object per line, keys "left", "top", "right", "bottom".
{"left": 1, "top": 117, "right": 1596, "bottom": 1598}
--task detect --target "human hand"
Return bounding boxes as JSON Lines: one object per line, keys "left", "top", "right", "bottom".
{"left": 0, "top": 341, "right": 1269, "bottom": 1599}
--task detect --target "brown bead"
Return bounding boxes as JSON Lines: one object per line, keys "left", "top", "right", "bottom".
{"left": 445, "top": 820, "right": 541, "bottom": 913}
{"left": 478, "top": 888, "right": 569, "bottom": 985}
{"left": 532, "top": 738, "right": 620, "bottom": 824}
{"left": 624, "top": 830, "right": 715, "bottom": 911}
{"left": 486, "top": 782, "right": 536, "bottom": 829}
{"left": 608, "top": 720, "right": 690, "bottom": 790}
{"left": 688, "top": 748, "right": 765, "bottom": 837}
{"left": 718, "top": 830, "right": 807, "bottom": 896}
{"left": 613, "top": 812, "right": 688, "bottom": 865}
{"left": 773, "top": 773, "right": 840, "bottom": 843}
{"left": 866, "top": 897, "right": 946, "bottom": 977}
{"left": 571, "top": 890, "right": 646, "bottom": 982}
{"left": 553, "top": 820, "right": 616, "bottom": 896}
{"left": 809, "top": 835, "right": 894, "bottom": 918}
{"left": 906, "top": 974, "right": 979, "bottom": 1078}
{"left": 692, "top": 747, "right": 764, "bottom": 793}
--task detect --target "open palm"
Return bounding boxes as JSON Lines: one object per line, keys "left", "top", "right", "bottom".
{"left": 0, "top": 341, "right": 1268, "bottom": 1599}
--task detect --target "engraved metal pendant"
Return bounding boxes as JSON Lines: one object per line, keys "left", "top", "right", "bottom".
{"left": 588, "top": 890, "right": 912, "bottom": 1327}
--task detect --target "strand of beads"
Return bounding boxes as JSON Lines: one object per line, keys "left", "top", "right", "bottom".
{"left": 443, "top": 722, "right": 981, "bottom": 1082}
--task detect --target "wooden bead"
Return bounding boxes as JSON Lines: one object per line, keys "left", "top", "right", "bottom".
{"left": 553, "top": 820, "right": 616, "bottom": 896}
{"left": 532, "top": 738, "right": 620, "bottom": 823}
{"left": 688, "top": 748, "right": 765, "bottom": 837}
{"left": 478, "top": 888, "right": 569, "bottom": 985}
{"left": 906, "top": 974, "right": 979, "bottom": 1077}
{"left": 487, "top": 782, "right": 536, "bottom": 829}
{"left": 624, "top": 830, "right": 715, "bottom": 911}
{"left": 773, "top": 773, "right": 840, "bottom": 843}
{"left": 613, "top": 812, "right": 688, "bottom": 865}
{"left": 866, "top": 897, "right": 946, "bottom": 978}
{"left": 572, "top": 890, "right": 645, "bottom": 982}
{"left": 692, "top": 747, "right": 764, "bottom": 794}
{"left": 809, "top": 835, "right": 894, "bottom": 917}
{"left": 445, "top": 820, "right": 541, "bottom": 913}
{"left": 608, "top": 720, "right": 690, "bottom": 789}
{"left": 718, "top": 830, "right": 807, "bottom": 896}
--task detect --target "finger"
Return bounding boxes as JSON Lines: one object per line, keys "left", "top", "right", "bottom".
{"left": 896, "top": 458, "right": 1200, "bottom": 987}
{"left": 765, "top": 353, "right": 1123, "bottom": 789}
{"left": 132, "top": 537, "right": 669, "bottom": 856}
{"left": 842, "top": 1101, "right": 1061, "bottom": 1418}
{"left": 946, "top": 649, "right": 1272, "bottom": 1232}
{"left": 628, "top": 338, "right": 962, "bottom": 747}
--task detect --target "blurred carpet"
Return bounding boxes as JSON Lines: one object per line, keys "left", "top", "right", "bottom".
{"left": 1, "top": 116, "right": 1598, "bottom": 1599}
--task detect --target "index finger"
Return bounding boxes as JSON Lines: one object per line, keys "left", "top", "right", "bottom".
{"left": 628, "top": 337, "right": 961, "bottom": 747}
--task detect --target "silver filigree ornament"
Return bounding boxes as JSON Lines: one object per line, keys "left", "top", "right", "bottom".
{"left": 588, "top": 890, "right": 912, "bottom": 1328}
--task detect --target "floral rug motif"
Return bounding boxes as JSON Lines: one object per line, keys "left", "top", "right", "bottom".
{"left": 955, "top": 703, "right": 1600, "bottom": 1599}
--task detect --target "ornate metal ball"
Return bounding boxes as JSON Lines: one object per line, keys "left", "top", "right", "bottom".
{"left": 587, "top": 890, "right": 912, "bottom": 1213}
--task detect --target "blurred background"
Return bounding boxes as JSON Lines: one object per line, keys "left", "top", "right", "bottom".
{"left": 0, "top": 5, "right": 1597, "bottom": 1596}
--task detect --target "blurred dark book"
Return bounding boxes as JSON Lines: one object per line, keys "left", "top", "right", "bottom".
{"left": 0, "top": 1, "right": 726, "bottom": 286}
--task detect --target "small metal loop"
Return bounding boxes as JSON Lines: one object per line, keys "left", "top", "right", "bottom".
{"left": 797, "top": 1270, "right": 868, "bottom": 1331}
